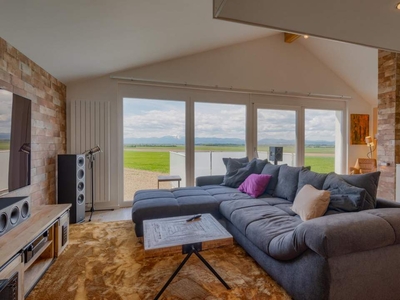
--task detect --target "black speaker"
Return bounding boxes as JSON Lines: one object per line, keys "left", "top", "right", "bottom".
{"left": 0, "top": 196, "right": 31, "bottom": 236}
{"left": 269, "top": 147, "right": 283, "bottom": 164}
{"left": 57, "top": 155, "right": 85, "bottom": 223}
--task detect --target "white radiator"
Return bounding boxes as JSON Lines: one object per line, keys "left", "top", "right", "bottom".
{"left": 69, "top": 101, "right": 111, "bottom": 205}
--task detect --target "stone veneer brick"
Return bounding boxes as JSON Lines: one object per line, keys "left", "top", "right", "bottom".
{"left": 377, "top": 50, "right": 400, "bottom": 200}
{"left": 0, "top": 37, "right": 66, "bottom": 206}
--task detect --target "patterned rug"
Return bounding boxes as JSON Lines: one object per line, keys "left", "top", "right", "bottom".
{"left": 27, "top": 221, "right": 291, "bottom": 300}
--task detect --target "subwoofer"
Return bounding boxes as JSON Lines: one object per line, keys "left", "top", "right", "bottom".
{"left": 269, "top": 147, "right": 283, "bottom": 164}
{"left": 0, "top": 196, "right": 31, "bottom": 236}
{"left": 57, "top": 155, "right": 85, "bottom": 224}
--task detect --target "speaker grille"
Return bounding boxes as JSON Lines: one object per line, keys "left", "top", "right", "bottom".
{"left": 0, "top": 213, "right": 7, "bottom": 233}
{"left": 10, "top": 206, "right": 20, "bottom": 225}
{"left": 21, "top": 201, "right": 29, "bottom": 218}
{"left": 77, "top": 182, "right": 84, "bottom": 191}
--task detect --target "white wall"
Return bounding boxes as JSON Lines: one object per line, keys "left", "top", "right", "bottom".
{"left": 67, "top": 34, "right": 373, "bottom": 207}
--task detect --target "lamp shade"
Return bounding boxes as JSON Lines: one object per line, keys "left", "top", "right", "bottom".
{"left": 365, "top": 136, "right": 372, "bottom": 144}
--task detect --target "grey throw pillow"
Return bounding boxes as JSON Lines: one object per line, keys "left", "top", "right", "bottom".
{"left": 221, "top": 159, "right": 256, "bottom": 188}
{"left": 339, "top": 172, "right": 380, "bottom": 210}
{"left": 260, "top": 163, "right": 285, "bottom": 195}
{"left": 296, "top": 169, "right": 328, "bottom": 195}
{"left": 274, "top": 165, "right": 303, "bottom": 202}
{"left": 323, "top": 173, "right": 367, "bottom": 212}
{"left": 222, "top": 157, "right": 249, "bottom": 167}
{"left": 252, "top": 158, "right": 269, "bottom": 174}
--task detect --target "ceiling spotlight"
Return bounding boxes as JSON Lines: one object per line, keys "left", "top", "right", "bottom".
{"left": 303, "top": 35, "right": 309, "bottom": 39}
{"left": 397, "top": 2, "right": 400, "bottom": 9}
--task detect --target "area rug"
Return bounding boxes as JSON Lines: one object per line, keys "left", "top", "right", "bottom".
{"left": 27, "top": 221, "right": 291, "bottom": 300}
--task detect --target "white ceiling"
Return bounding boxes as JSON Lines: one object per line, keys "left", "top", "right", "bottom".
{"left": 0, "top": 0, "right": 275, "bottom": 83}
{"left": 300, "top": 37, "right": 378, "bottom": 106}
{"left": 0, "top": 1, "right": 379, "bottom": 105}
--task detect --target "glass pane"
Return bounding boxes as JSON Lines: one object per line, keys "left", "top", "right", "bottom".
{"left": 123, "top": 98, "right": 185, "bottom": 201}
{"left": 305, "top": 109, "right": 338, "bottom": 173}
{"left": 257, "top": 109, "right": 296, "bottom": 166}
{"left": 195, "top": 102, "right": 246, "bottom": 178}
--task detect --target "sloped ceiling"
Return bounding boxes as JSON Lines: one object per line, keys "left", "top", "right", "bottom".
{"left": 0, "top": 0, "right": 379, "bottom": 106}
{"left": 0, "top": 0, "right": 276, "bottom": 83}
{"left": 300, "top": 37, "right": 378, "bottom": 106}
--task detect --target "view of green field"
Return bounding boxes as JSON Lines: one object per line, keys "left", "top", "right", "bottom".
{"left": 0, "top": 140, "right": 10, "bottom": 150}
{"left": 124, "top": 145, "right": 335, "bottom": 174}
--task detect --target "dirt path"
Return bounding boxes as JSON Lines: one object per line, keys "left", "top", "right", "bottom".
{"left": 123, "top": 168, "right": 175, "bottom": 201}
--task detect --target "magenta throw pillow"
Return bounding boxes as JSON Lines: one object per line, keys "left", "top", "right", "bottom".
{"left": 238, "top": 174, "right": 272, "bottom": 198}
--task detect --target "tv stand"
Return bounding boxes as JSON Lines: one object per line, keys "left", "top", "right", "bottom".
{"left": 0, "top": 204, "right": 71, "bottom": 299}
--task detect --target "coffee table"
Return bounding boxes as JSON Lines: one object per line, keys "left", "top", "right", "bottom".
{"left": 144, "top": 214, "right": 233, "bottom": 299}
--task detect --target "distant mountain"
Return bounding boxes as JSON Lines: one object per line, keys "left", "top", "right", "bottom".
{"left": 258, "top": 138, "right": 334, "bottom": 146}
{"left": 124, "top": 136, "right": 334, "bottom": 146}
{"left": 0, "top": 133, "right": 10, "bottom": 140}
{"left": 124, "top": 136, "right": 245, "bottom": 145}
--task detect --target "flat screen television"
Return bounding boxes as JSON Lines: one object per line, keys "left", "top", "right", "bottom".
{"left": 0, "top": 89, "right": 31, "bottom": 196}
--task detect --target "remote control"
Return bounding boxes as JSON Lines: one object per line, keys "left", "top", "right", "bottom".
{"left": 186, "top": 214, "right": 202, "bottom": 222}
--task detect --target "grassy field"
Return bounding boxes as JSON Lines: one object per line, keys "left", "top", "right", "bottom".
{"left": 0, "top": 140, "right": 10, "bottom": 151}
{"left": 124, "top": 145, "right": 335, "bottom": 174}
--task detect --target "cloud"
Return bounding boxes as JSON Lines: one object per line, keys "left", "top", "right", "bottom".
{"left": 123, "top": 98, "right": 338, "bottom": 142}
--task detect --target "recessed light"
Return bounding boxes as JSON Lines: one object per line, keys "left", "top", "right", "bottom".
{"left": 304, "top": 35, "right": 309, "bottom": 39}
{"left": 397, "top": 2, "right": 400, "bottom": 9}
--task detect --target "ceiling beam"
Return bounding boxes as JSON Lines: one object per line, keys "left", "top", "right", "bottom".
{"left": 284, "top": 33, "right": 301, "bottom": 43}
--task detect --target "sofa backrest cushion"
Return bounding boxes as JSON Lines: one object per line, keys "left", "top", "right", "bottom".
{"left": 296, "top": 169, "right": 328, "bottom": 194}
{"left": 291, "top": 184, "right": 331, "bottom": 221}
{"left": 253, "top": 158, "right": 269, "bottom": 174}
{"left": 221, "top": 158, "right": 256, "bottom": 188}
{"left": 260, "top": 163, "right": 286, "bottom": 195}
{"left": 274, "top": 165, "right": 303, "bottom": 202}
{"left": 222, "top": 156, "right": 249, "bottom": 167}
{"left": 238, "top": 174, "right": 272, "bottom": 198}
{"left": 323, "top": 173, "right": 367, "bottom": 212}
{"left": 339, "top": 172, "right": 380, "bottom": 210}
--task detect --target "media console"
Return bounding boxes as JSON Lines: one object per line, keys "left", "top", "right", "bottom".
{"left": 0, "top": 204, "right": 71, "bottom": 299}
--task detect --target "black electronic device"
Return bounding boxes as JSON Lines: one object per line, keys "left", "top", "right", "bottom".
{"left": 0, "top": 196, "right": 31, "bottom": 236}
{"left": 57, "top": 155, "right": 86, "bottom": 223}
{"left": 0, "top": 272, "right": 18, "bottom": 300}
{"left": 269, "top": 147, "right": 283, "bottom": 165}
{"left": 24, "top": 230, "right": 49, "bottom": 263}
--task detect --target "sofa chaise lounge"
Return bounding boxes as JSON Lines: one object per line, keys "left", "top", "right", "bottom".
{"left": 131, "top": 161, "right": 400, "bottom": 300}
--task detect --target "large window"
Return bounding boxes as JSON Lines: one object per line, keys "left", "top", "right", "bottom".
{"left": 123, "top": 98, "right": 185, "bottom": 201}
{"left": 120, "top": 85, "right": 347, "bottom": 206}
{"left": 194, "top": 102, "right": 246, "bottom": 177}
{"left": 304, "top": 109, "right": 342, "bottom": 173}
{"left": 256, "top": 108, "right": 297, "bottom": 166}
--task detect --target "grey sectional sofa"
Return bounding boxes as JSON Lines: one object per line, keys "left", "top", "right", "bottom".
{"left": 131, "top": 165, "right": 400, "bottom": 300}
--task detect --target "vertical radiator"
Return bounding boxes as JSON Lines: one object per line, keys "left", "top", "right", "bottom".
{"left": 69, "top": 101, "right": 111, "bottom": 205}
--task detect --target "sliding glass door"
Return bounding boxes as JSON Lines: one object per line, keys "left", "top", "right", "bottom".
{"left": 194, "top": 102, "right": 246, "bottom": 178}
{"left": 255, "top": 106, "right": 298, "bottom": 166}
{"left": 304, "top": 109, "right": 342, "bottom": 173}
{"left": 123, "top": 98, "right": 186, "bottom": 201}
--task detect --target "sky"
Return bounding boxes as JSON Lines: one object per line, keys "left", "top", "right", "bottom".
{"left": 123, "top": 98, "right": 338, "bottom": 142}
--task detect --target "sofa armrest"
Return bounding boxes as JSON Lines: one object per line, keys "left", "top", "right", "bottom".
{"left": 196, "top": 175, "right": 224, "bottom": 186}
{"left": 295, "top": 208, "right": 400, "bottom": 258}
{"left": 376, "top": 198, "right": 400, "bottom": 208}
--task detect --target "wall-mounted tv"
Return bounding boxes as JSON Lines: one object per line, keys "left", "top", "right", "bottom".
{"left": 0, "top": 89, "right": 31, "bottom": 196}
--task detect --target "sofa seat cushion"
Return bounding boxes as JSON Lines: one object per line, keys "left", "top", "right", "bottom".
{"left": 220, "top": 199, "right": 306, "bottom": 260}
{"left": 202, "top": 185, "right": 254, "bottom": 201}
{"left": 132, "top": 187, "right": 220, "bottom": 224}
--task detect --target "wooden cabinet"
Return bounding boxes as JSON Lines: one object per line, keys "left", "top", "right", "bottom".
{"left": 0, "top": 204, "right": 71, "bottom": 299}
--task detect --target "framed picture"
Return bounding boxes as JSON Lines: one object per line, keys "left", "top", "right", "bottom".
{"left": 350, "top": 114, "right": 369, "bottom": 145}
